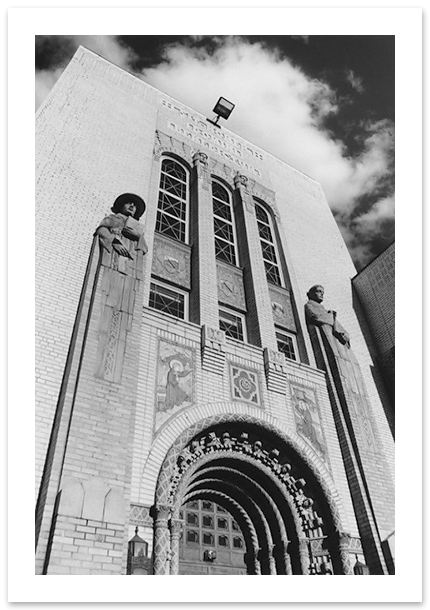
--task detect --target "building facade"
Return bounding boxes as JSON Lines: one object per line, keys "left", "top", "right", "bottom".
{"left": 35, "top": 47, "right": 395, "bottom": 575}
{"left": 353, "top": 243, "right": 395, "bottom": 413}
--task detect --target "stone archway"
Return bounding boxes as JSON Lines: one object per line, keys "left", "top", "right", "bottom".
{"left": 151, "top": 416, "right": 354, "bottom": 575}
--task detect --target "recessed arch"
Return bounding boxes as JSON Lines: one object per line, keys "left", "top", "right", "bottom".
{"left": 151, "top": 413, "right": 353, "bottom": 575}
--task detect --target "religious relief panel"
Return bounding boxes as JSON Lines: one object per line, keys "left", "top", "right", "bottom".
{"left": 217, "top": 262, "right": 247, "bottom": 311}
{"left": 290, "top": 384, "right": 328, "bottom": 461}
{"left": 229, "top": 364, "right": 262, "bottom": 407}
{"left": 155, "top": 339, "right": 195, "bottom": 431}
{"left": 152, "top": 234, "right": 191, "bottom": 289}
{"left": 269, "top": 285, "right": 296, "bottom": 332}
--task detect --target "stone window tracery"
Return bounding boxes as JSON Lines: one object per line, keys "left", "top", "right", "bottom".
{"left": 255, "top": 201, "right": 283, "bottom": 286}
{"left": 212, "top": 180, "right": 238, "bottom": 266}
{"left": 156, "top": 158, "right": 189, "bottom": 243}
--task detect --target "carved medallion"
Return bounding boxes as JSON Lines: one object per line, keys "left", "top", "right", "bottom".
{"left": 152, "top": 235, "right": 191, "bottom": 289}
{"left": 230, "top": 364, "right": 262, "bottom": 406}
{"left": 217, "top": 262, "right": 246, "bottom": 311}
{"left": 269, "top": 285, "right": 296, "bottom": 332}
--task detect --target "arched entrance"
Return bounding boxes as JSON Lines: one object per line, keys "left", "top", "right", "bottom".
{"left": 152, "top": 416, "right": 353, "bottom": 575}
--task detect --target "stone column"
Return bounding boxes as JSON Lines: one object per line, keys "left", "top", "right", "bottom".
{"left": 233, "top": 174, "right": 278, "bottom": 350}
{"left": 339, "top": 532, "right": 354, "bottom": 575}
{"left": 298, "top": 537, "right": 310, "bottom": 575}
{"left": 169, "top": 518, "right": 183, "bottom": 575}
{"left": 153, "top": 505, "right": 171, "bottom": 575}
{"left": 279, "top": 540, "right": 293, "bottom": 575}
{"left": 268, "top": 543, "right": 277, "bottom": 575}
{"left": 190, "top": 151, "right": 220, "bottom": 327}
{"left": 253, "top": 546, "right": 262, "bottom": 575}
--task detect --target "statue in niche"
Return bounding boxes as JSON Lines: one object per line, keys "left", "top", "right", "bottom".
{"left": 305, "top": 285, "right": 350, "bottom": 348}
{"left": 95, "top": 193, "right": 148, "bottom": 259}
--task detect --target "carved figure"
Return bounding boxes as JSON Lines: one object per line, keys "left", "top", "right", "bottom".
{"left": 206, "top": 432, "right": 223, "bottom": 451}
{"left": 95, "top": 193, "right": 148, "bottom": 259}
{"left": 305, "top": 285, "right": 350, "bottom": 348}
{"left": 221, "top": 432, "right": 234, "bottom": 450}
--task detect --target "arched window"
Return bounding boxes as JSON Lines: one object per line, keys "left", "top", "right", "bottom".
{"left": 212, "top": 180, "right": 238, "bottom": 265}
{"left": 156, "top": 157, "right": 189, "bottom": 242}
{"left": 255, "top": 201, "right": 283, "bottom": 286}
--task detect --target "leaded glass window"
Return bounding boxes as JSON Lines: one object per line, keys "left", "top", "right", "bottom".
{"left": 156, "top": 158, "right": 189, "bottom": 242}
{"left": 212, "top": 181, "right": 238, "bottom": 265}
{"left": 255, "top": 202, "right": 283, "bottom": 286}
{"left": 149, "top": 282, "right": 186, "bottom": 320}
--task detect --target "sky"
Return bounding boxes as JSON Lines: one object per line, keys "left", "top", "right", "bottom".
{"left": 35, "top": 34, "right": 395, "bottom": 271}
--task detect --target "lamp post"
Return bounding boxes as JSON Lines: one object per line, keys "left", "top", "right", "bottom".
{"left": 127, "top": 527, "right": 150, "bottom": 575}
{"left": 207, "top": 97, "right": 235, "bottom": 128}
{"left": 353, "top": 555, "right": 370, "bottom": 575}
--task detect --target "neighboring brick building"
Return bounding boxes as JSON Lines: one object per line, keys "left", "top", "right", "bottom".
{"left": 35, "top": 47, "right": 394, "bottom": 576}
{"left": 352, "top": 243, "right": 395, "bottom": 407}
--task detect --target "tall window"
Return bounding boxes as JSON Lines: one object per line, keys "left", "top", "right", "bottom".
{"left": 150, "top": 157, "right": 190, "bottom": 320}
{"left": 255, "top": 202, "right": 282, "bottom": 286}
{"left": 212, "top": 180, "right": 238, "bottom": 265}
{"left": 156, "top": 158, "right": 189, "bottom": 242}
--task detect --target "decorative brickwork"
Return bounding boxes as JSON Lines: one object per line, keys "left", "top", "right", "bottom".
{"left": 201, "top": 325, "right": 226, "bottom": 375}
{"left": 263, "top": 348, "right": 287, "bottom": 394}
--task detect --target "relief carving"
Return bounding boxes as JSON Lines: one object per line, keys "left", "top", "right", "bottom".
{"left": 152, "top": 235, "right": 191, "bottom": 289}
{"left": 230, "top": 365, "right": 262, "bottom": 406}
{"left": 269, "top": 285, "right": 296, "bottom": 332}
{"left": 217, "top": 262, "right": 246, "bottom": 311}
{"left": 290, "top": 384, "right": 328, "bottom": 460}
{"left": 155, "top": 339, "right": 195, "bottom": 431}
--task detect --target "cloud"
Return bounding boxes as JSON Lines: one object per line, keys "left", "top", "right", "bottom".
{"left": 290, "top": 35, "right": 310, "bottom": 44}
{"left": 36, "top": 35, "right": 137, "bottom": 110}
{"left": 35, "top": 35, "right": 394, "bottom": 268}
{"left": 141, "top": 39, "right": 393, "bottom": 220}
{"left": 346, "top": 69, "right": 364, "bottom": 93}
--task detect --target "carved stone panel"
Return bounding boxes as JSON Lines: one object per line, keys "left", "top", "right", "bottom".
{"left": 290, "top": 383, "right": 328, "bottom": 461}
{"left": 269, "top": 285, "right": 296, "bottom": 332}
{"left": 152, "top": 234, "right": 191, "bottom": 289}
{"left": 155, "top": 339, "right": 196, "bottom": 432}
{"left": 230, "top": 364, "right": 262, "bottom": 407}
{"left": 217, "top": 261, "right": 247, "bottom": 311}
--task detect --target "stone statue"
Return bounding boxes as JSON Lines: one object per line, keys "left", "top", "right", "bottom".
{"left": 95, "top": 193, "right": 148, "bottom": 259}
{"left": 304, "top": 285, "right": 350, "bottom": 348}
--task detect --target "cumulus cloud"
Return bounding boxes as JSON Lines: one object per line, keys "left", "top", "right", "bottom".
{"left": 35, "top": 35, "right": 394, "bottom": 268}
{"left": 35, "top": 35, "right": 137, "bottom": 110}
